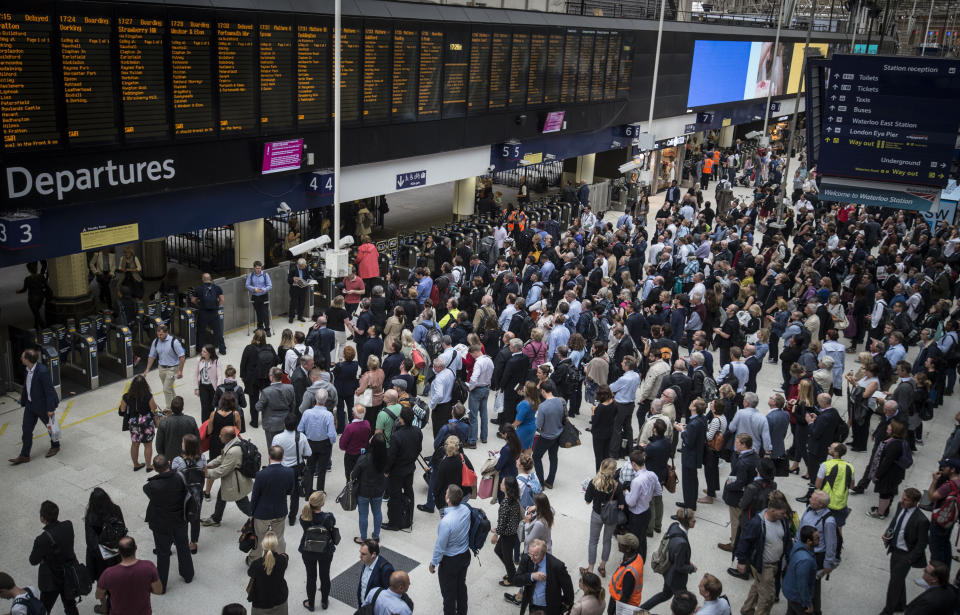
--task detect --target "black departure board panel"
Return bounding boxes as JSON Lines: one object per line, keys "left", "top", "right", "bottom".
{"left": 488, "top": 32, "right": 510, "bottom": 110}
{"left": 60, "top": 13, "right": 118, "bottom": 145}
{"left": 526, "top": 32, "right": 547, "bottom": 106}
{"left": 468, "top": 31, "right": 491, "bottom": 113}
{"left": 577, "top": 32, "right": 594, "bottom": 103}
{"left": 617, "top": 35, "right": 633, "bottom": 99}
{"left": 217, "top": 21, "right": 256, "bottom": 134}
{"left": 338, "top": 26, "right": 361, "bottom": 122}
{"left": 591, "top": 32, "right": 607, "bottom": 102}
{"left": 418, "top": 30, "right": 443, "bottom": 119}
{"left": 363, "top": 26, "right": 391, "bottom": 121}
{"left": 544, "top": 33, "right": 564, "bottom": 105}
{"left": 442, "top": 30, "right": 468, "bottom": 119}
{"left": 0, "top": 11, "right": 60, "bottom": 149}
{"left": 508, "top": 32, "right": 529, "bottom": 108}
{"left": 297, "top": 23, "right": 329, "bottom": 127}
{"left": 259, "top": 23, "right": 294, "bottom": 132}
{"left": 118, "top": 16, "right": 168, "bottom": 140}
{"left": 560, "top": 31, "right": 579, "bottom": 104}
{"left": 604, "top": 33, "right": 620, "bottom": 101}
{"left": 391, "top": 28, "right": 417, "bottom": 122}
{"left": 170, "top": 18, "right": 215, "bottom": 137}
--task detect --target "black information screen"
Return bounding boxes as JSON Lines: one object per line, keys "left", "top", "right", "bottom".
{"left": 338, "top": 26, "right": 361, "bottom": 122}
{"left": 60, "top": 13, "right": 118, "bottom": 145}
{"left": 489, "top": 32, "right": 510, "bottom": 110}
{"left": 0, "top": 11, "right": 60, "bottom": 149}
{"left": 259, "top": 23, "right": 294, "bottom": 132}
{"left": 297, "top": 22, "right": 329, "bottom": 127}
{"left": 467, "top": 31, "right": 491, "bottom": 113}
{"left": 526, "top": 32, "right": 547, "bottom": 106}
{"left": 217, "top": 20, "right": 256, "bottom": 134}
{"left": 577, "top": 32, "right": 594, "bottom": 103}
{"left": 418, "top": 30, "right": 443, "bottom": 119}
{"left": 170, "top": 18, "right": 215, "bottom": 137}
{"left": 560, "top": 31, "right": 579, "bottom": 104}
{"left": 590, "top": 32, "right": 607, "bottom": 102}
{"left": 543, "top": 33, "right": 564, "bottom": 105}
{"left": 118, "top": 16, "right": 168, "bottom": 141}
{"left": 604, "top": 33, "right": 620, "bottom": 101}
{"left": 508, "top": 32, "right": 529, "bottom": 108}
{"left": 618, "top": 35, "right": 633, "bottom": 98}
{"left": 391, "top": 28, "right": 418, "bottom": 122}
{"left": 442, "top": 29, "right": 468, "bottom": 119}
{"left": 363, "top": 26, "right": 391, "bottom": 121}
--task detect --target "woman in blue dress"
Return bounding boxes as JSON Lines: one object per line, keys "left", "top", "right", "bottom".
{"left": 513, "top": 381, "right": 540, "bottom": 451}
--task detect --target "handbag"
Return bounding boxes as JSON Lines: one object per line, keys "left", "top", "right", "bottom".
{"left": 411, "top": 348, "right": 426, "bottom": 371}
{"left": 357, "top": 387, "right": 374, "bottom": 407}
{"left": 843, "top": 313, "right": 857, "bottom": 339}
{"left": 599, "top": 486, "right": 626, "bottom": 526}
{"left": 478, "top": 474, "right": 496, "bottom": 499}
{"left": 336, "top": 480, "right": 358, "bottom": 511}
{"left": 707, "top": 429, "right": 725, "bottom": 452}
{"left": 664, "top": 464, "right": 678, "bottom": 494}
{"left": 461, "top": 454, "right": 478, "bottom": 487}
{"left": 199, "top": 418, "right": 211, "bottom": 453}
{"left": 558, "top": 419, "right": 581, "bottom": 448}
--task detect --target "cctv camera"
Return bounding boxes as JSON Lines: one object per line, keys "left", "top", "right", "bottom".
{"left": 316, "top": 235, "right": 331, "bottom": 249}
{"left": 289, "top": 237, "right": 320, "bottom": 256}
{"left": 487, "top": 165, "right": 496, "bottom": 173}
{"left": 277, "top": 202, "right": 292, "bottom": 214}
{"left": 339, "top": 235, "right": 355, "bottom": 248}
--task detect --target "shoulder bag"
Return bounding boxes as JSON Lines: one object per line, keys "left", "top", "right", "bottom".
{"left": 599, "top": 486, "right": 626, "bottom": 526}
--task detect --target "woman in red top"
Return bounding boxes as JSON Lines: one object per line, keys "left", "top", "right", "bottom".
{"left": 354, "top": 235, "right": 380, "bottom": 295}
{"left": 343, "top": 265, "right": 366, "bottom": 309}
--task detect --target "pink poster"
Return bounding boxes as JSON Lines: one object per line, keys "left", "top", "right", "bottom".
{"left": 262, "top": 139, "right": 303, "bottom": 174}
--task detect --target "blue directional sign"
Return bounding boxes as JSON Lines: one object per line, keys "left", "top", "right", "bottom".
{"left": 396, "top": 170, "right": 426, "bottom": 190}
{"left": 817, "top": 55, "right": 960, "bottom": 188}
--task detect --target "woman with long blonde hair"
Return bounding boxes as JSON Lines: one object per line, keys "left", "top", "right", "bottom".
{"left": 247, "top": 531, "right": 289, "bottom": 614}
{"left": 299, "top": 491, "right": 339, "bottom": 611}
{"left": 583, "top": 458, "right": 622, "bottom": 577}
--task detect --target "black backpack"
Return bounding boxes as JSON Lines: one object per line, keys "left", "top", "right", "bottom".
{"left": 236, "top": 439, "right": 262, "bottom": 479}
{"left": 450, "top": 368, "right": 469, "bottom": 404}
{"left": 424, "top": 326, "right": 443, "bottom": 359}
{"left": 303, "top": 513, "right": 340, "bottom": 553}
{"left": 98, "top": 513, "right": 128, "bottom": 550}
{"left": 256, "top": 346, "right": 277, "bottom": 381}
{"left": 355, "top": 587, "right": 414, "bottom": 615}
{"left": 180, "top": 459, "right": 206, "bottom": 522}
{"left": 12, "top": 587, "right": 45, "bottom": 615}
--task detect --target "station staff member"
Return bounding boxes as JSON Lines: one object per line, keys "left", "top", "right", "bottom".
{"left": 191, "top": 272, "right": 226, "bottom": 355}
{"left": 245, "top": 260, "right": 273, "bottom": 336}
{"left": 143, "top": 324, "right": 186, "bottom": 410}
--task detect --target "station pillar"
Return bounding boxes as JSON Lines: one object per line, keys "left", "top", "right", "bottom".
{"left": 452, "top": 176, "right": 476, "bottom": 220}
{"left": 234, "top": 218, "right": 265, "bottom": 272}
{"left": 46, "top": 252, "right": 95, "bottom": 324}
{"left": 141, "top": 238, "right": 167, "bottom": 280}
{"left": 576, "top": 153, "right": 596, "bottom": 185}
{"left": 719, "top": 125, "right": 735, "bottom": 148}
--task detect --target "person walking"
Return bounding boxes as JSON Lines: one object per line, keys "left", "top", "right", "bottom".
{"left": 10, "top": 349, "right": 60, "bottom": 465}
{"left": 299, "top": 390, "right": 338, "bottom": 495}
{"left": 272, "top": 413, "right": 313, "bottom": 526}
{"left": 623, "top": 449, "right": 661, "bottom": 561}
{"left": 782, "top": 526, "right": 820, "bottom": 615}
{"left": 257, "top": 367, "right": 296, "bottom": 452}
{"left": 512, "top": 538, "right": 575, "bottom": 614}
{"left": 120, "top": 374, "right": 160, "bottom": 472}
{"left": 201, "top": 427, "right": 253, "bottom": 527}
{"left": 867, "top": 420, "right": 911, "bottom": 519}
{"left": 607, "top": 533, "right": 644, "bottom": 613}
{"left": 718, "top": 433, "right": 760, "bottom": 552}
{"left": 298, "top": 491, "right": 339, "bottom": 611}
{"left": 95, "top": 537, "right": 163, "bottom": 615}
{"left": 533, "top": 380, "right": 565, "bottom": 489}
{"left": 171, "top": 433, "right": 206, "bottom": 555}
{"left": 28, "top": 500, "right": 78, "bottom": 615}
{"left": 83, "top": 487, "right": 125, "bottom": 614}
{"left": 429, "top": 485, "right": 472, "bottom": 615}
{"left": 193, "top": 344, "right": 222, "bottom": 424}
{"left": 142, "top": 454, "right": 195, "bottom": 590}
{"left": 492, "top": 476, "right": 523, "bottom": 584}
{"left": 247, "top": 531, "right": 289, "bottom": 615}
{"left": 729, "top": 492, "right": 793, "bottom": 615}
{"left": 640, "top": 509, "right": 697, "bottom": 611}
{"left": 0, "top": 571, "right": 44, "bottom": 615}
{"left": 143, "top": 324, "right": 186, "bottom": 410}
{"left": 351, "top": 432, "right": 388, "bottom": 543}
{"left": 249, "top": 446, "right": 296, "bottom": 561}
{"left": 880, "top": 488, "right": 929, "bottom": 615}
{"left": 155, "top": 396, "right": 199, "bottom": 461}
{"left": 583, "top": 459, "right": 623, "bottom": 578}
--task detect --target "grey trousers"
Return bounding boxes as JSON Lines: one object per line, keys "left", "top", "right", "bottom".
{"left": 587, "top": 510, "right": 617, "bottom": 566}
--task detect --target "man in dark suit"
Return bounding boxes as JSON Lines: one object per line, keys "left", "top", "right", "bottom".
{"left": 28, "top": 500, "right": 78, "bottom": 615}
{"left": 904, "top": 561, "right": 957, "bottom": 615}
{"left": 744, "top": 346, "right": 763, "bottom": 393}
{"left": 256, "top": 367, "right": 297, "bottom": 452}
{"left": 287, "top": 257, "right": 312, "bottom": 323}
{"left": 659, "top": 361, "right": 693, "bottom": 413}
{"left": 719, "top": 434, "right": 759, "bottom": 551}
{"left": 677, "top": 399, "right": 707, "bottom": 511}
{"left": 512, "top": 538, "right": 574, "bottom": 615}
{"left": 881, "top": 488, "right": 929, "bottom": 615}
{"left": 852, "top": 400, "right": 906, "bottom": 492}
{"left": 357, "top": 539, "right": 395, "bottom": 606}
{"left": 499, "top": 339, "right": 530, "bottom": 426}
{"left": 383, "top": 408, "right": 422, "bottom": 531}
{"left": 381, "top": 339, "right": 405, "bottom": 385}
{"left": 11, "top": 349, "right": 60, "bottom": 465}
{"left": 291, "top": 354, "right": 312, "bottom": 413}
{"left": 142, "top": 455, "right": 194, "bottom": 590}
{"left": 305, "top": 315, "right": 337, "bottom": 369}
{"left": 804, "top": 394, "right": 841, "bottom": 489}
{"left": 249, "top": 446, "right": 296, "bottom": 561}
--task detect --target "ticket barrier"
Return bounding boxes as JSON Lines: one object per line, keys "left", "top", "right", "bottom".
{"left": 133, "top": 299, "right": 165, "bottom": 354}
{"left": 171, "top": 304, "right": 197, "bottom": 358}
{"left": 60, "top": 318, "right": 99, "bottom": 391}
{"left": 99, "top": 310, "right": 135, "bottom": 380}
{"left": 36, "top": 328, "right": 63, "bottom": 400}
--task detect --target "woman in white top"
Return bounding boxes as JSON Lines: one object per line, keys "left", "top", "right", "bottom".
{"left": 699, "top": 399, "right": 729, "bottom": 505}
{"left": 193, "top": 344, "right": 221, "bottom": 424}
{"left": 846, "top": 359, "right": 880, "bottom": 452}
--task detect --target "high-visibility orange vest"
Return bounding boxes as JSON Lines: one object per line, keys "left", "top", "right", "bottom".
{"left": 703, "top": 158, "right": 714, "bottom": 174}
{"left": 713, "top": 150, "right": 721, "bottom": 165}
{"left": 506, "top": 210, "right": 527, "bottom": 233}
{"left": 609, "top": 555, "right": 644, "bottom": 606}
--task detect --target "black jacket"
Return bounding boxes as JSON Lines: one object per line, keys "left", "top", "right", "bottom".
{"left": 513, "top": 552, "right": 574, "bottom": 615}
{"left": 680, "top": 414, "right": 707, "bottom": 469}
{"left": 904, "top": 585, "right": 957, "bottom": 615}
{"left": 660, "top": 522, "right": 696, "bottom": 591}
{"left": 659, "top": 372, "right": 693, "bottom": 410}
{"left": 143, "top": 470, "right": 188, "bottom": 531}
{"left": 155, "top": 413, "right": 199, "bottom": 459}
{"left": 29, "top": 520, "right": 77, "bottom": 591}
{"left": 250, "top": 463, "right": 296, "bottom": 520}
{"left": 491, "top": 345, "right": 513, "bottom": 391}
{"left": 884, "top": 504, "right": 929, "bottom": 567}
{"left": 806, "top": 406, "right": 842, "bottom": 462}
{"left": 305, "top": 327, "right": 336, "bottom": 368}
{"left": 350, "top": 450, "right": 387, "bottom": 498}
{"left": 744, "top": 356, "right": 762, "bottom": 393}
{"left": 386, "top": 424, "right": 423, "bottom": 477}
{"left": 644, "top": 436, "right": 671, "bottom": 483}
{"left": 290, "top": 366, "right": 310, "bottom": 413}
{"left": 501, "top": 353, "right": 530, "bottom": 394}
{"left": 722, "top": 449, "right": 760, "bottom": 507}
{"left": 356, "top": 555, "right": 396, "bottom": 606}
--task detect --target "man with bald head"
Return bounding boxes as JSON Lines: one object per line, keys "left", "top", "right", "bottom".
{"left": 361, "top": 569, "right": 413, "bottom": 615}
{"left": 804, "top": 394, "right": 842, "bottom": 497}
{"left": 201, "top": 426, "right": 253, "bottom": 527}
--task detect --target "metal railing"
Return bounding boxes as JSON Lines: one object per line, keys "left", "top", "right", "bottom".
{"left": 491, "top": 160, "right": 565, "bottom": 193}
{"left": 165, "top": 227, "right": 235, "bottom": 274}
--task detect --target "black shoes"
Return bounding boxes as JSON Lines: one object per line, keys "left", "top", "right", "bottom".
{"left": 417, "top": 504, "right": 435, "bottom": 514}
{"left": 381, "top": 523, "right": 401, "bottom": 531}
{"left": 727, "top": 567, "right": 750, "bottom": 580}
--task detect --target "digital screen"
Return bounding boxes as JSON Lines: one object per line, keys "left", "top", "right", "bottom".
{"left": 488, "top": 32, "right": 511, "bottom": 110}
{"left": 526, "top": 32, "right": 548, "bottom": 106}
{"left": 508, "top": 32, "right": 529, "bottom": 108}
{"left": 262, "top": 138, "right": 302, "bottom": 174}
{"left": 468, "top": 31, "right": 491, "bottom": 113}
{"left": 297, "top": 23, "right": 330, "bottom": 127}
{"left": 590, "top": 32, "right": 608, "bottom": 102}
{"left": 577, "top": 32, "right": 594, "bottom": 103}
{"left": 604, "top": 33, "right": 620, "bottom": 101}
{"left": 259, "top": 23, "right": 295, "bottom": 132}
{"left": 363, "top": 26, "right": 392, "bottom": 121}
{"left": 442, "top": 30, "right": 469, "bottom": 118}
{"left": 170, "top": 18, "right": 215, "bottom": 137}
{"left": 0, "top": 11, "right": 60, "bottom": 149}
{"left": 785, "top": 43, "right": 830, "bottom": 94}
{"left": 118, "top": 16, "right": 168, "bottom": 141}
{"left": 543, "top": 33, "right": 564, "bottom": 105}
{"left": 338, "top": 26, "right": 361, "bottom": 122}
{"left": 617, "top": 35, "right": 633, "bottom": 98}
{"left": 391, "top": 29, "right": 418, "bottom": 122}
{"left": 217, "top": 21, "right": 256, "bottom": 134}
{"left": 543, "top": 110, "right": 564, "bottom": 133}
{"left": 418, "top": 30, "right": 443, "bottom": 119}
{"left": 60, "top": 14, "right": 118, "bottom": 145}
{"left": 560, "top": 31, "right": 579, "bottom": 104}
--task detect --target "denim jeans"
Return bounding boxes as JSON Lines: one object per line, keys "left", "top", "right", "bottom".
{"left": 533, "top": 435, "right": 560, "bottom": 486}
{"left": 357, "top": 496, "right": 383, "bottom": 540}
{"left": 468, "top": 386, "right": 490, "bottom": 444}
{"left": 585, "top": 380, "right": 599, "bottom": 405}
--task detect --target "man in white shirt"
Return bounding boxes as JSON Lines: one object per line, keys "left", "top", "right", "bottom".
{"left": 624, "top": 449, "right": 662, "bottom": 561}
{"left": 466, "top": 346, "right": 493, "bottom": 446}
{"left": 272, "top": 412, "right": 313, "bottom": 524}
{"left": 494, "top": 224, "right": 508, "bottom": 250}
{"left": 283, "top": 331, "right": 314, "bottom": 376}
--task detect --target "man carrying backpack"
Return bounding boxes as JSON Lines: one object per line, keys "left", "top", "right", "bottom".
{"left": 142, "top": 454, "right": 194, "bottom": 590}
{"left": 201, "top": 427, "right": 253, "bottom": 527}
{"left": 798, "top": 491, "right": 838, "bottom": 615}
{"left": 0, "top": 572, "right": 44, "bottom": 615}
{"left": 926, "top": 457, "right": 960, "bottom": 575}
{"left": 641, "top": 508, "right": 698, "bottom": 612}
{"left": 429, "top": 485, "right": 472, "bottom": 615}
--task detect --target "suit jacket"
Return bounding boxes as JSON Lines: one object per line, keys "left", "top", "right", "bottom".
{"left": 143, "top": 470, "right": 188, "bottom": 531}
{"left": 20, "top": 363, "right": 59, "bottom": 417}
{"left": 154, "top": 413, "right": 199, "bottom": 459}
{"left": 659, "top": 372, "right": 693, "bottom": 410}
{"left": 287, "top": 262, "right": 311, "bottom": 288}
{"left": 305, "top": 327, "right": 336, "bottom": 367}
{"left": 513, "top": 552, "right": 574, "bottom": 615}
{"left": 744, "top": 356, "right": 762, "bottom": 393}
{"left": 256, "top": 382, "right": 296, "bottom": 431}
{"left": 766, "top": 409, "right": 791, "bottom": 459}
{"left": 904, "top": 585, "right": 957, "bottom": 615}
{"left": 291, "top": 367, "right": 310, "bottom": 412}
{"left": 807, "top": 406, "right": 841, "bottom": 461}
{"left": 680, "top": 414, "right": 707, "bottom": 469}
{"left": 501, "top": 353, "right": 530, "bottom": 394}
{"left": 357, "top": 556, "right": 396, "bottom": 606}
{"left": 250, "top": 463, "right": 296, "bottom": 520}
{"left": 722, "top": 449, "right": 759, "bottom": 506}
{"left": 885, "top": 504, "right": 929, "bottom": 567}
{"left": 661, "top": 523, "right": 696, "bottom": 590}
{"left": 29, "top": 520, "right": 77, "bottom": 591}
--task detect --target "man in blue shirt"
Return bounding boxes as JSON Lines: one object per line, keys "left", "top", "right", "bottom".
{"left": 525, "top": 273, "right": 544, "bottom": 309}
{"left": 512, "top": 538, "right": 575, "bottom": 614}
{"left": 298, "top": 389, "right": 337, "bottom": 495}
{"left": 416, "top": 268, "right": 433, "bottom": 307}
{"left": 884, "top": 331, "right": 906, "bottom": 367}
{"left": 429, "top": 485, "right": 471, "bottom": 615}
{"left": 547, "top": 315, "right": 570, "bottom": 361}
{"left": 143, "top": 324, "right": 186, "bottom": 410}
{"left": 362, "top": 570, "right": 413, "bottom": 615}
{"left": 609, "top": 355, "right": 641, "bottom": 457}
{"left": 245, "top": 260, "right": 273, "bottom": 336}
{"left": 429, "top": 358, "right": 455, "bottom": 440}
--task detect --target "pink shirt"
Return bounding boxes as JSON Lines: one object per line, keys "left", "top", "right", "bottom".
{"left": 98, "top": 559, "right": 159, "bottom": 615}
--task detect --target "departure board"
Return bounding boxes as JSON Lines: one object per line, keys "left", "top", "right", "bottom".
{"left": 467, "top": 31, "right": 491, "bottom": 113}
{"left": 617, "top": 36, "right": 633, "bottom": 98}
{"left": 442, "top": 30, "right": 469, "bottom": 119}
{"left": 60, "top": 14, "right": 118, "bottom": 145}
{"left": 363, "top": 26, "right": 391, "bottom": 121}
{"left": 526, "top": 33, "right": 547, "bottom": 106}
{"left": 543, "top": 33, "right": 564, "bottom": 105}
{"left": 338, "top": 26, "right": 361, "bottom": 122}
{"left": 0, "top": 12, "right": 60, "bottom": 149}
{"left": 604, "top": 33, "right": 620, "bottom": 101}
{"left": 418, "top": 30, "right": 443, "bottom": 119}
{"left": 590, "top": 32, "right": 607, "bottom": 102}
{"left": 297, "top": 23, "right": 329, "bottom": 127}
{"left": 259, "top": 23, "right": 294, "bottom": 132}
{"left": 217, "top": 21, "right": 256, "bottom": 134}
{"left": 560, "top": 31, "right": 579, "bottom": 104}
{"left": 170, "top": 18, "right": 215, "bottom": 137}
{"left": 508, "top": 32, "right": 529, "bottom": 108}
{"left": 488, "top": 32, "right": 511, "bottom": 110}
{"left": 391, "top": 29, "right": 418, "bottom": 122}
{"left": 577, "top": 32, "right": 594, "bottom": 103}
{"left": 117, "top": 16, "right": 167, "bottom": 141}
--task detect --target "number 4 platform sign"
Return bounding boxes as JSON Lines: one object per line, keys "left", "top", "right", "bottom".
{"left": 305, "top": 171, "right": 334, "bottom": 197}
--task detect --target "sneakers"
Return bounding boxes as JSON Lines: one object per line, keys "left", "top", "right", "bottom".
{"left": 200, "top": 517, "right": 220, "bottom": 527}
{"left": 865, "top": 507, "right": 887, "bottom": 519}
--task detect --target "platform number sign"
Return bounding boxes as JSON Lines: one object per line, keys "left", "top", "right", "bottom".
{"left": 499, "top": 143, "right": 521, "bottom": 160}
{"left": 621, "top": 125, "right": 641, "bottom": 138}
{"left": 0, "top": 217, "right": 35, "bottom": 249}
{"left": 306, "top": 172, "right": 334, "bottom": 196}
